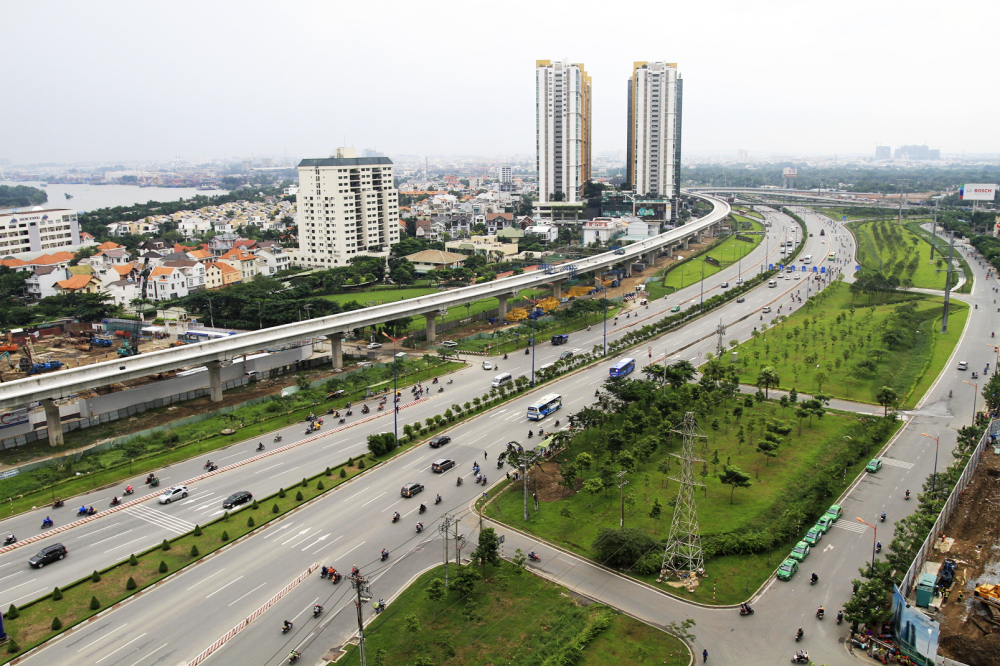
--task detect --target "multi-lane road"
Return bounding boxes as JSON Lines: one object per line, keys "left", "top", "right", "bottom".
{"left": 2, "top": 207, "right": 984, "bottom": 666}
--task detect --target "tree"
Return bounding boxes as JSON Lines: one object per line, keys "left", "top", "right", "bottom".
{"left": 814, "top": 370, "right": 828, "bottom": 392}
{"left": 583, "top": 477, "right": 604, "bottom": 511}
{"left": 452, "top": 564, "right": 480, "bottom": 596}
{"left": 874, "top": 386, "right": 898, "bottom": 416}
{"left": 472, "top": 527, "right": 502, "bottom": 575}
{"left": 756, "top": 366, "right": 780, "bottom": 399}
{"left": 405, "top": 613, "right": 420, "bottom": 634}
{"left": 718, "top": 464, "right": 752, "bottom": 504}
{"left": 844, "top": 577, "right": 893, "bottom": 629}
{"left": 984, "top": 371, "right": 1000, "bottom": 413}
{"left": 649, "top": 497, "right": 663, "bottom": 519}
{"left": 425, "top": 577, "right": 445, "bottom": 607}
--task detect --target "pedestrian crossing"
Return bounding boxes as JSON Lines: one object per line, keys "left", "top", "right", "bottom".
{"left": 832, "top": 520, "right": 868, "bottom": 534}
{"left": 125, "top": 505, "right": 197, "bottom": 534}
{"left": 879, "top": 458, "right": 914, "bottom": 470}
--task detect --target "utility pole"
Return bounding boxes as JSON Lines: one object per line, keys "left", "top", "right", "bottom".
{"left": 715, "top": 319, "right": 726, "bottom": 357}
{"left": 439, "top": 514, "right": 452, "bottom": 589}
{"left": 350, "top": 570, "right": 373, "bottom": 666}
{"left": 941, "top": 232, "right": 955, "bottom": 334}
{"left": 617, "top": 470, "right": 629, "bottom": 528}
{"left": 930, "top": 208, "right": 938, "bottom": 260}
{"left": 896, "top": 179, "right": 910, "bottom": 226}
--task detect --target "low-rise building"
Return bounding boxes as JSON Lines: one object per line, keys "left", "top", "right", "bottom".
{"left": 54, "top": 273, "right": 101, "bottom": 295}
{"left": 147, "top": 266, "right": 188, "bottom": 301}
{"left": 403, "top": 249, "right": 467, "bottom": 274}
{"left": 206, "top": 261, "right": 241, "bottom": 289}
{"left": 582, "top": 218, "right": 626, "bottom": 246}
{"left": 525, "top": 225, "right": 559, "bottom": 243}
{"left": 25, "top": 265, "right": 69, "bottom": 300}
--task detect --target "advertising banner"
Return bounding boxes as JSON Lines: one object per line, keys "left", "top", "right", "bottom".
{"left": 891, "top": 585, "right": 939, "bottom": 665}
{"left": 0, "top": 409, "right": 28, "bottom": 430}
{"left": 960, "top": 184, "right": 997, "bottom": 201}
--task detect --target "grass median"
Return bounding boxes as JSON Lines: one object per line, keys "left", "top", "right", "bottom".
{"left": 338, "top": 563, "right": 689, "bottom": 666}
{"left": 660, "top": 220, "right": 764, "bottom": 295}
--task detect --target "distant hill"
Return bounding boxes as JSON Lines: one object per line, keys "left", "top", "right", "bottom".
{"left": 0, "top": 184, "right": 48, "bottom": 208}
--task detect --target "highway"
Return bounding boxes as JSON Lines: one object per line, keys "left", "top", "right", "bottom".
{"left": 9, "top": 206, "right": 984, "bottom": 666}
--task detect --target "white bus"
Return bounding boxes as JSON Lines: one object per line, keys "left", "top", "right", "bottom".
{"left": 801, "top": 255, "right": 812, "bottom": 264}
{"left": 527, "top": 394, "right": 562, "bottom": 420}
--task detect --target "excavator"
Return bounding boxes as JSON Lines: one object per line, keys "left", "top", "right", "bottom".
{"left": 975, "top": 583, "right": 1000, "bottom": 611}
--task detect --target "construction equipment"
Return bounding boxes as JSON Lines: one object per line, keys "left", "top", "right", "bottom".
{"left": 0, "top": 332, "right": 18, "bottom": 353}
{"left": 117, "top": 340, "right": 138, "bottom": 357}
{"left": 938, "top": 559, "right": 956, "bottom": 588}
{"left": 975, "top": 584, "right": 1000, "bottom": 611}
{"left": 27, "top": 360, "right": 63, "bottom": 375}
{"left": 92, "top": 337, "right": 113, "bottom": 348}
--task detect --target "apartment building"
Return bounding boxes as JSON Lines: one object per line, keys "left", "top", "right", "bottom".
{"left": 627, "top": 62, "right": 682, "bottom": 221}
{"left": 535, "top": 60, "right": 592, "bottom": 204}
{"left": 0, "top": 207, "right": 81, "bottom": 255}
{"left": 296, "top": 150, "right": 401, "bottom": 268}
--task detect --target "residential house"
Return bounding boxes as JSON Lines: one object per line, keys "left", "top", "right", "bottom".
{"left": 25, "top": 265, "right": 69, "bottom": 300}
{"left": 0, "top": 251, "right": 74, "bottom": 271}
{"left": 54, "top": 273, "right": 101, "bottom": 295}
{"left": 208, "top": 233, "right": 243, "bottom": 255}
{"left": 525, "top": 225, "right": 559, "bottom": 243}
{"left": 403, "top": 250, "right": 467, "bottom": 274}
{"left": 178, "top": 217, "right": 211, "bottom": 239}
{"left": 161, "top": 260, "right": 206, "bottom": 292}
{"left": 189, "top": 248, "right": 213, "bottom": 265}
{"left": 582, "top": 218, "right": 626, "bottom": 246}
{"left": 104, "top": 279, "right": 141, "bottom": 307}
{"left": 147, "top": 266, "right": 188, "bottom": 301}
{"left": 445, "top": 237, "right": 519, "bottom": 262}
{"left": 141, "top": 239, "right": 171, "bottom": 252}
{"left": 255, "top": 246, "right": 291, "bottom": 276}
{"left": 485, "top": 212, "right": 514, "bottom": 235}
{"left": 213, "top": 220, "right": 235, "bottom": 235}
{"left": 205, "top": 261, "right": 241, "bottom": 289}
{"left": 218, "top": 247, "right": 259, "bottom": 281}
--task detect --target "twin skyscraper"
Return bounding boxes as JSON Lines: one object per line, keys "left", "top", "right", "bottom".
{"left": 535, "top": 60, "right": 682, "bottom": 221}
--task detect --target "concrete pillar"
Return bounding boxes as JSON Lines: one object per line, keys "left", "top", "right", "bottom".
{"left": 327, "top": 333, "right": 344, "bottom": 370}
{"left": 497, "top": 295, "right": 509, "bottom": 320}
{"left": 42, "top": 398, "right": 63, "bottom": 448}
{"left": 425, "top": 313, "right": 437, "bottom": 343}
{"left": 683, "top": 238, "right": 690, "bottom": 250}
{"left": 207, "top": 360, "right": 223, "bottom": 402}
{"left": 551, "top": 280, "right": 565, "bottom": 299}
{"left": 666, "top": 245, "right": 674, "bottom": 258}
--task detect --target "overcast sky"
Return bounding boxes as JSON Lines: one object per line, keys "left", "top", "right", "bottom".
{"left": 3, "top": 0, "right": 997, "bottom": 164}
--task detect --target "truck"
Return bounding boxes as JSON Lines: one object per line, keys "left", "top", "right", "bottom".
{"left": 551, "top": 334, "right": 569, "bottom": 345}
{"left": 92, "top": 337, "right": 113, "bottom": 348}
{"left": 27, "top": 361, "right": 63, "bottom": 375}
{"left": 632, "top": 263, "right": 646, "bottom": 272}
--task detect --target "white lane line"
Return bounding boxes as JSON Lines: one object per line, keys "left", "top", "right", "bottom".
{"left": 91, "top": 530, "right": 134, "bottom": 547}
{"left": 205, "top": 575, "right": 244, "bottom": 599}
{"left": 323, "top": 440, "right": 344, "bottom": 449}
{"left": 94, "top": 633, "right": 147, "bottom": 663}
{"left": 301, "top": 533, "right": 330, "bottom": 551}
{"left": 334, "top": 540, "right": 365, "bottom": 560}
{"left": 262, "top": 523, "right": 297, "bottom": 540}
{"left": 77, "top": 522, "right": 123, "bottom": 539}
{"left": 286, "top": 530, "right": 320, "bottom": 549}
{"left": 381, "top": 499, "right": 404, "bottom": 512}
{"left": 3, "top": 586, "right": 46, "bottom": 607}
{"left": 0, "top": 572, "right": 21, "bottom": 584}
{"left": 78, "top": 623, "right": 128, "bottom": 652}
{"left": 345, "top": 486, "right": 371, "bottom": 503}
{"left": 253, "top": 462, "right": 285, "bottom": 475}
{"left": 467, "top": 434, "right": 487, "bottom": 445}
{"left": 227, "top": 582, "right": 268, "bottom": 607}
{"left": 187, "top": 568, "right": 227, "bottom": 591}
{"left": 361, "top": 492, "right": 387, "bottom": 508}
{"left": 126, "top": 643, "right": 167, "bottom": 666}
{"left": 310, "top": 535, "right": 342, "bottom": 555}
{"left": 276, "top": 465, "right": 301, "bottom": 476}
{"left": 104, "top": 536, "right": 148, "bottom": 554}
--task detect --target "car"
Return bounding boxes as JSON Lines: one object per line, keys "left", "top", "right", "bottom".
{"left": 816, "top": 516, "right": 834, "bottom": 533}
{"left": 482, "top": 361, "right": 493, "bottom": 371}
{"left": 790, "top": 541, "right": 811, "bottom": 562}
{"left": 824, "top": 504, "right": 843, "bottom": 522}
{"left": 957, "top": 361, "right": 968, "bottom": 370}
{"left": 223, "top": 491, "right": 253, "bottom": 509}
{"left": 559, "top": 350, "right": 575, "bottom": 360}
{"left": 670, "top": 305, "right": 681, "bottom": 313}
{"left": 400, "top": 482, "right": 424, "bottom": 497}
{"left": 431, "top": 458, "right": 456, "bottom": 473}
{"left": 794, "top": 275, "right": 801, "bottom": 280}
{"left": 866, "top": 459, "right": 882, "bottom": 473}
{"left": 804, "top": 527, "right": 823, "bottom": 546}
{"left": 735, "top": 278, "right": 744, "bottom": 285}
{"left": 429, "top": 435, "right": 451, "bottom": 448}
{"left": 736, "top": 297, "right": 746, "bottom": 303}
{"left": 762, "top": 306, "right": 772, "bottom": 313}
{"left": 440, "top": 341, "right": 458, "bottom": 348}
{"left": 158, "top": 486, "right": 188, "bottom": 504}
{"left": 29, "top": 542, "right": 68, "bottom": 569}
{"left": 367, "top": 342, "right": 382, "bottom": 350}
{"left": 776, "top": 558, "right": 798, "bottom": 581}
{"left": 721, "top": 282, "right": 730, "bottom": 288}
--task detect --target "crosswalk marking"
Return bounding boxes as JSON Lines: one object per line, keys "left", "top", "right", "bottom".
{"left": 879, "top": 458, "right": 914, "bottom": 469}
{"left": 125, "top": 505, "right": 196, "bottom": 534}
{"left": 832, "top": 521, "right": 868, "bottom": 534}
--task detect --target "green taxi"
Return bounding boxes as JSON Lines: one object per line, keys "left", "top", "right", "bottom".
{"left": 824, "top": 504, "right": 843, "bottom": 522}
{"left": 670, "top": 305, "right": 681, "bottom": 313}
{"left": 777, "top": 558, "right": 798, "bottom": 581}
{"left": 866, "top": 459, "right": 882, "bottom": 473}
{"left": 804, "top": 526, "right": 823, "bottom": 546}
{"left": 816, "top": 516, "right": 834, "bottom": 533}
{"left": 790, "top": 540, "right": 811, "bottom": 562}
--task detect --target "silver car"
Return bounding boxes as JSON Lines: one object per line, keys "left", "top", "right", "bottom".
{"left": 158, "top": 486, "right": 188, "bottom": 504}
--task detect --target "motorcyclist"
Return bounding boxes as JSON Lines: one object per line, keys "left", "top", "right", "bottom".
{"left": 905, "top": 489, "right": 910, "bottom": 499}
{"left": 527, "top": 430, "right": 533, "bottom": 438}
{"left": 810, "top": 572, "right": 818, "bottom": 584}
{"left": 314, "top": 604, "right": 323, "bottom": 615}
{"left": 796, "top": 628, "right": 804, "bottom": 640}
{"left": 321, "top": 566, "right": 329, "bottom": 578}
{"left": 528, "top": 551, "right": 537, "bottom": 559}
{"left": 125, "top": 484, "right": 133, "bottom": 494}
{"left": 817, "top": 605, "right": 824, "bottom": 618}
{"left": 43, "top": 516, "right": 53, "bottom": 527}
{"left": 876, "top": 541, "right": 882, "bottom": 553}
{"left": 5, "top": 532, "right": 14, "bottom": 544}
{"left": 416, "top": 522, "right": 424, "bottom": 532}
{"left": 880, "top": 511, "right": 886, "bottom": 522}
{"left": 289, "top": 650, "right": 301, "bottom": 661}
{"left": 381, "top": 548, "right": 388, "bottom": 559}
{"left": 419, "top": 502, "right": 426, "bottom": 513}
{"left": 146, "top": 473, "right": 156, "bottom": 483}
{"left": 457, "top": 476, "right": 463, "bottom": 486}
{"left": 435, "top": 493, "right": 442, "bottom": 503}
{"left": 79, "top": 505, "right": 87, "bottom": 514}
{"left": 392, "top": 511, "right": 400, "bottom": 521}
{"left": 111, "top": 496, "right": 120, "bottom": 505}
{"left": 283, "top": 620, "right": 293, "bottom": 630}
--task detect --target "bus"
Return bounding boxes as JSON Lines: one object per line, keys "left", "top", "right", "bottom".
{"left": 828, "top": 252, "right": 837, "bottom": 261}
{"left": 801, "top": 255, "right": 812, "bottom": 264}
{"left": 609, "top": 358, "right": 636, "bottom": 378}
{"left": 527, "top": 394, "right": 562, "bottom": 420}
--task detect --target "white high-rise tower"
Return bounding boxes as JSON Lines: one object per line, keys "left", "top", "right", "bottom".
{"left": 535, "top": 59, "right": 591, "bottom": 204}
{"left": 627, "top": 62, "right": 682, "bottom": 220}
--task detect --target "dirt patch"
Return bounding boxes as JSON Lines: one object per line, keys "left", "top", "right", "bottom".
{"left": 523, "top": 460, "right": 577, "bottom": 502}
{"left": 934, "top": 454, "right": 1000, "bottom": 664}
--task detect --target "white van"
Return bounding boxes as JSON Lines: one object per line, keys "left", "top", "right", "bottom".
{"left": 491, "top": 372, "right": 513, "bottom": 388}
{"left": 768, "top": 279, "right": 777, "bottom": 288}
{"left": 538, "top": 362, "right": 555, "bottom": 375}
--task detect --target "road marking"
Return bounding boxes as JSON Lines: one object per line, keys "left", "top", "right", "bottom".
{"left": 227, "top": 582, "right": 268, "bottom": 607}
{"left": 823, "top": 544, "right": 835, "bottom": 553}
{"left": 76, "top": 522, "right": 123, "bottom": 539}
{"left": 345, "top": 486, "right": 371, "bottom": 503}
{"left": 78, "top": 623, "right": 128, "bottom": 652}
{"left": 90, "top": 530, "right": 134, "bottom": 546}
{"left": 262, "top": 523, "right": 296, "bottom": 540}
{"left": 205, "top": 575, "right": 244, "bottom": 599}
{"left": 3, "top": 586, "right": 46, "bottom": 607}
{"left": 104, "top": 536, "right": 149, "bottom": 554}
{"left": 94, "top": 633, "right": 147, "bottom": 663}
{"left": 125, "top": 643, "right": 166, "bottom": 666}
{"left": 335, "top": 540, "right": 366, "bottom": 560}
{"left": 880, "top": 458, "right": 915, "bottom": 469}
{"left": 219, "top": 452, "right": 244, "bottom": 460}
{"left": 302, "top": 533, "right": 331, "bottom": 551}
{"left": 125, "top": 504, "right": 196, "bottom": 534}
{"left": 832, "top": 521, "right": 868, "bottom": 534}
{"left": 187, "top": 568, "right": 227, "bottom": 591}
{"left": 252, "top": 462, "right": 286, "bottom": 475}
{"left": 361, "top": 492, "right": 387, "bottom": 507}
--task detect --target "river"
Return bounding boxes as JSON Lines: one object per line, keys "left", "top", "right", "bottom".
{"left": 1, "top": 181, "right": 226, "bottom": 214}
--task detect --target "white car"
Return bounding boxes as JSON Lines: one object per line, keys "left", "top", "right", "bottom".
{"left": 762, "top": 306, "right": 772, "bottom": 313}
{"left": 482, "top": 361, "right": 493, "bottom": 371}
{"left": 735, "top": 278, "right": 744, "bottom": 285}
{"left": 367, "top": 342, "right": 382, "bottom": 350}
{"left": 957, "top": 361, "right": 968, "bottom": 371}
{"left": 158, "top": 486, "right": 188, "bottom": 504}
{"left": 440, "top": 341, "right": 458, "bottom": 348}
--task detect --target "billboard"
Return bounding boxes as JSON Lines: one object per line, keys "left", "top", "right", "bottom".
{"left": 960, "top": 184, "right": 997, "bottom": 201}
{"left": 633, "top": 201, "right": 671, "bottom": 221}
{"left": 0, "top": 409, "right": 28, "bottom": 430}
{"left": 891, "top": 585, "right": 939, "bottom": 666}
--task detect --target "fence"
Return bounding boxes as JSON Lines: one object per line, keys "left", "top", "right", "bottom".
{"left": 898, "top": 419, "right": 1000, "bottom": 596}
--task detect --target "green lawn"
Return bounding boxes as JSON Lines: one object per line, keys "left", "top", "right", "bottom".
{"left": 486, "top": 400, "right": 866, "bottom": 605}
{"left": 731, "top": 282, "right": 967, "bottom": 405}
{"left": 338, "top": 564, "right": 688, "bottom": 666}
{"left": 903, "top": 221, "right": 974, "bottom": 293}
{"left": 849, "top": 219, "right": 953, "bottom": 290}
{"left": 661, "top": 222, "right": 763, "bottom": 293}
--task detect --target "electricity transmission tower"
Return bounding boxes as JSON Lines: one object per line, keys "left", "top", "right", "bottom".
{"left": 714, "top": 319, "right": 726, "bottom": 357}
{"left": 660, "top": 412, "right": 706, "bottom": 580}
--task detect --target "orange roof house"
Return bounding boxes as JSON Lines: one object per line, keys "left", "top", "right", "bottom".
{"left": 96, "top": 241, "right": 124, "bottom": 251}
{"left": 55, "top": 273, "right": 100, "bottom": 294}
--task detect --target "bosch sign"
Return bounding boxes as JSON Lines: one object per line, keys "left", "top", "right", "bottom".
{"left": 960, "top": 184, "right": 998, "bottom": 201}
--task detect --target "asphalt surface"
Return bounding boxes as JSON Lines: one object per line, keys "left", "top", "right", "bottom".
{"left": 10, "top": 206, "right": 986, "bottom": 666}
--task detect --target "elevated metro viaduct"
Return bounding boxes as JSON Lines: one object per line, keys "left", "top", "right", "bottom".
{"left": 0, "top": 192, "right": 731, "bottom": 446}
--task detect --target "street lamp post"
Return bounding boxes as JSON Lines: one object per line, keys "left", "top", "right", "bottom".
{"left": 603, "top": 295, "right": 608, "bottom": 357}
{"left": 382, "top": 332, "right": 408, "bottom": 445}
{"left": 921, "top": 432, "right": 941, "bottom": 493}
{"left": 962, "top": 381, "right": 978, "bottom": 427}
{"left": 856, "top": 518, "right": 878, "bottom": 579}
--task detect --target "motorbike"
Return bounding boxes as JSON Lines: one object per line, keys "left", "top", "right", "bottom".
{"left": 415, "top": 523, "right": 424, "bottom": 533}
{"left": 378, "top": 404, "right": 384, "bottom": 411}
{"left": 87, "top": 507, "right": 96, "bottom": 515}
{"left": 418, "top": 504, "right": 426, "bottom": 514}
{"left": 345, "top": 410, "right": 352, "bottom": 416}
{"left": 3, "top": 535, "right": 16, "bottom": 546}
{"left": 289, "top": 653, "right": 300, "bottom": 664}
{"left": 381, "top": 550, "right": 389, "bottom": 562}
{"left": 434, "top": 495, "right": 442, "bottom": 505}
{"left": 836, "top": 611, "right": 843, "bottom": 625}
{"left": 905, "top": 490, "right": 910, "bottom": 500}
{"left": 123, "top": 487, "right": 134, "bottom": 496}
{"left": 432, "top": 377, "right": 438, "bottom": 384}
{"left": 496, "top": 460, "right": 503, "bottom": 469}
{"left": 456, "top": 477, "right": 463, "bottom": 486}
{"left": 313, "top": 606, "right": 323, "bottom": 618}
{"left": 145, "top": 474, "right": 156, "bottom": 484}
{"left": 374, "top": 599, "right": 386, "bottom": 615}
{"left": 438, "top": 387, "right": 444, "bottom": 393}
{"left": 150, "top": 478, "right": 160, "bottom": 487}
{"left": 41, "top": 518, "right": 54, "bottom": 529}
{"left": 816, "top": 608, "right": 824, "bottom": 620}
{"left": 77, "top": 506, "right": 89, "bottom": 516}
{"left": 876, "top": 542, "right": 882, "bottom": 553}
{"left": 527, "top": 431, "right": 533, "bottom": 439}
{"left": 206, "top": 464, "right": 218, "bottom": 472}
{"left": 791, "top": 653, "right": 810, "bottom": 664}
{"left": 810, "top": 574, "right": 818, "bottom": 586}
{"left": 447, "top": 379, "right": 453, "bottom": 384}
{"left": 528, "top": 552, "right": 541, "bottom": 562}
{"left": 257, "top": 443, "right": 265, "bottom": 452}
{"left": 480, "top": 476, "right": 487, "bottom": 485}
{"left": 331, "top": 572, "right": 342, "bottom": 584}
{"left": 52, "top": 499, "right": 64, "bottom": 508}
{"left": 880, "top": 512, "right": 886, "bottom": 523}
{"left": 274, "top": 435, "right": 282, "bottom": 443}
{"left": 204, "top": 461, "right": 215, "bottom": 470}
{"left": 362, "top": 406, "right": 370, "bottom": 414}
{"left": 739, "top": 606, "right": 754, "bottom": 616}
{"left": 110, "top": 497, "right": 121, "bottom": 507}
{"left": 392, "top": 513, "right": 400, "bottom": 523}
{"left": 503, "top": 354, "right": 508, "bottom": 360}
{"left": 795, "top": 629, "right": 804, "bottom": 642}
{"left": 338, "top": 418, "right": 346, "bottom": 424}
{"left": 282, "top": 622, "right": 293, "bottom": 634}
{"left": 525, "top": 348, "right": 530, "bottom": 355}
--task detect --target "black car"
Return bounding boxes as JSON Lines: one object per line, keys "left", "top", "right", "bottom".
{"left": 223, "top": 491, "right": 253, "bottom": 509}
{"left": 432, "top": 458, "right": 456, "bottom": 473}
{"left": 736, "top": 297, "right": 745, "bottom": 303}
{"left": 429, "top": 435, "right": 451, "bottom": 448}
{"left": 29, "top": 543, "right": 67, "bottom": 568}
{"left": 400, "top": 482, "right": 425, "bottom": 498}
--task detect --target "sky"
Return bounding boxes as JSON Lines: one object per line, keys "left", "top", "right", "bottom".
{"left": 3, "top": 0, "right": 998, "bottom": 164}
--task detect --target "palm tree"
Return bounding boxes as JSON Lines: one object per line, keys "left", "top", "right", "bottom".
{"left": 756, "top": 366, "right": 780, "bottom": 399}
